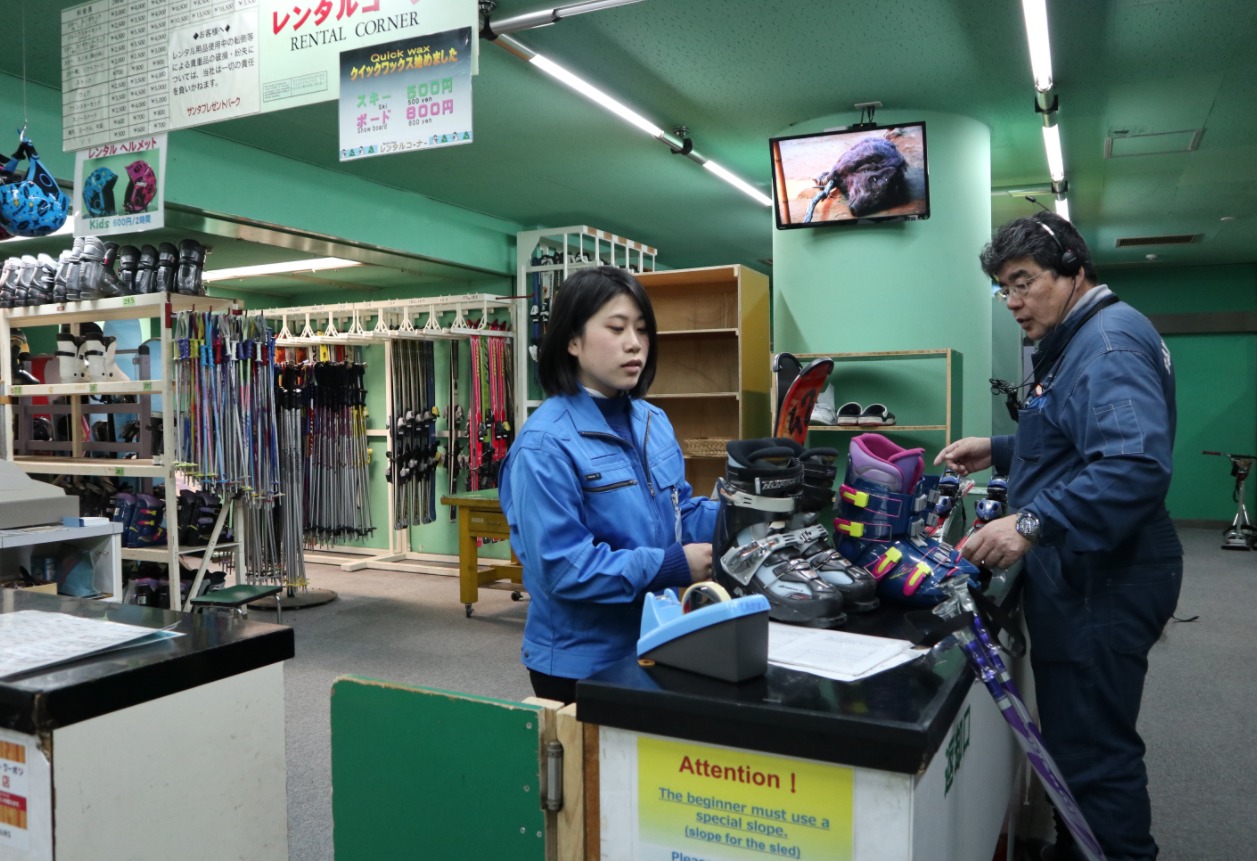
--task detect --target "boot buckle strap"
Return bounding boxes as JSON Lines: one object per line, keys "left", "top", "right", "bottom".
{"left": 838, "top": 484, "right": 869, "bottom": 508}
{"left": 716, "top": 480, "right": 796, "bottom": 514}
{"left": 719, "top": 529, "right": 810, "bottom": 585}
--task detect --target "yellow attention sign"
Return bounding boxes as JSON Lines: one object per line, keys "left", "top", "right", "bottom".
{"left": 637, "top": 735, "right": 854, "bottom": 861}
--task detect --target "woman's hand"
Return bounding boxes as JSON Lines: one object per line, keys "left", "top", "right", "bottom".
{"left": 684, "top": 542, "right": 714, "bottom": 582}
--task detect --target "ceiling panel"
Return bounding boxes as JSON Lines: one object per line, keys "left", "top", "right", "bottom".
{"left": 1, "top": 0, "right": 1254, "bottom": 282}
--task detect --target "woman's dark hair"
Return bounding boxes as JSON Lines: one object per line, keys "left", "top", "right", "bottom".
{"left": 979, "top": 211, "right": 1097, "bottom": 283}
{"left": 537, "top": 265, "right": 658, "bottom": 398}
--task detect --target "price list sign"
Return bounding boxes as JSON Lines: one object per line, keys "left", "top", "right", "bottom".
{"left": 61, "top": 0, "right": 259, "bottom": 151}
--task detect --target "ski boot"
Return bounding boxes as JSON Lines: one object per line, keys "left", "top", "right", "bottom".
{"left": 26, "top": 254, "right": 58, "bottom": 306}
{"left": 176, "top": 238, "right": 206, "bottom": 295}
{"left": 86, "top": 334, "right": 129, "bottom": 382}
{"left": 13, "top": 255, "right": 38, "bottom": 306}
{"left": 128, "top": 493, "right": 167, "bottom": 548}
{"left": 111, "top": 492, "right": 140, "bottom": 546}
{"left": 713, "top": 439, "right": 847, "bottom": 627}
{"left": 63, "top": 236, "right": 86, "bottom": 301}
{"left": 834, "top": 433, "right": 980, "bottom": 606}
{"left": 113, "top": 244, "right": 140, "bottom": 296}
{"left": 153, "top": 242, "right": 178, "bottom": 293}
{"left": 777, "top": 439, "right": 879, "bottom": 612}
{"left": 56, "top": 330, "right": 84, "bottom": 382}
{"left": 0, "top": 257, "right": 17, "bottom": 308}
{"left": 134, "top": 244, "right": 158, "bottom": 294}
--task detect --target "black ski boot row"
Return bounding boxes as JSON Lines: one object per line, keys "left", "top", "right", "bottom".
{"left": 0, "top": 237, "right": 207, "bottom": 308}
{"left": 712, "top": 438, "right": 878, "bottom": 628}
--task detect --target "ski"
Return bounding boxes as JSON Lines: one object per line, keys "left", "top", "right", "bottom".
{"left": 934, "top": 580, "right": 1107, "bottom": 861}
{"left": 772, "top": 353, "right": 834, "bottom": 444}
{"left": 448, "top": 339, "right": 462, "bottom": 520}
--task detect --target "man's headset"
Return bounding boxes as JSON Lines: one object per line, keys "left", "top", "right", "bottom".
{"left": 1034, "top": 215, "right": 1081, "bottom": 276}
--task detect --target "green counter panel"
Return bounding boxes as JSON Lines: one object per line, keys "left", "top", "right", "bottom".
{"left": 331, "top": 676, "right": 546, "bottom": 860}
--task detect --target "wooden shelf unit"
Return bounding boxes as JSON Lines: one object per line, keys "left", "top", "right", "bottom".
{"left": 639, "top": 264, "right": 770, "bottom": 494}
{"left": 0, "top": 291, "right": 242, "bottom": 610}
{"left": 771, "top": 349, "right": 964, "bottom": 449}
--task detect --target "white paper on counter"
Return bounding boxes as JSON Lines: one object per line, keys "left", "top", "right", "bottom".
{"left": 0, "top": 610, "right": 181, "bottom": 679}
{"left": 768, "top": 622, "right": 926, "bottom": 682}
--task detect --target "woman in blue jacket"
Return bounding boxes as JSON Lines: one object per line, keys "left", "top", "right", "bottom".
{"left": 499, "top": 266, "right": 718, "bottom": 703}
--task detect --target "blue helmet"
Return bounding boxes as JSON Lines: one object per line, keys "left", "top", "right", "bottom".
{"left": 82, "top": 166, "right": 118, "bottom": 217}
{"left": 0, "top": 141, "right": 70, "bottom": 237}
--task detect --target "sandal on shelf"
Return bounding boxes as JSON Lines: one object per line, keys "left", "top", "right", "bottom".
{"left": 858, "top": 403, "right": 897, "bottom": 426}
{"left": 837, "top": 401, "right": 863, "bottom": 425}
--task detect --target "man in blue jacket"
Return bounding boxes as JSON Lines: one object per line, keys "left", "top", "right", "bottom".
{"left": 937, "top": 213, "right": 1181, "bottom": 861}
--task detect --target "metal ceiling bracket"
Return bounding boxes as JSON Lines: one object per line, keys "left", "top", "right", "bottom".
{"left": 481, "top": 0, "right": 646, "bottom": 39}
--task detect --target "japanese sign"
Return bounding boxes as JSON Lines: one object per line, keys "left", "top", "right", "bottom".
{"left": 168, "top": 5, "right": 262, "bottom": 129}
{"left": 261, "top": 0, "right": 477, "bottom": 111}
{"left": 338, "top": 27, "right": 473, "bottom": 160}
{"left": 0, "top": 738, "right": 30, "bottom": 850}
{"left": 72, "top": 134, "right": 168, "bottom": 237}
{"left": 635, "top": 735, "right": 855, "bottom": 861}
{"left": 61, "top": 0, "right": 259, "bottom": 152}
{"left": 60, "top": 0, "right": 476, "bottom": 151}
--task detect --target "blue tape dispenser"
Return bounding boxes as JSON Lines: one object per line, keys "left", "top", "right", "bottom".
{"left": 636, "top": 582, "right": 771, "bottom": 682}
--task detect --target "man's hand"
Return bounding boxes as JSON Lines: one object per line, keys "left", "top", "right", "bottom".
{"left": 684, "top": 542, "right": 714, "bottom": 582}
{"left": 958, "top": 515, "right": 1031, "bottom": 569}
{"left": 934, "top": 436, "right": 993, "bottom": 477}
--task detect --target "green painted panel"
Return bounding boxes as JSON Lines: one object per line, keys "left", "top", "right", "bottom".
{"left": 331, "top": 676, "right": 546, "bottom": 861}
{"left": 1163, "top": 333, "right": 1257, "bottom": 521}
{"left": 1111, "top": 264, "right": 1257, "bottom": 315}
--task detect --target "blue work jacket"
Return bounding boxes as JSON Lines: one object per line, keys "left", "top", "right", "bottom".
{"left": 499, "top": 389, "right": 718, "bottom": 680}
{"left": 991, "top": 286, "right": 1182, "bottom": 569}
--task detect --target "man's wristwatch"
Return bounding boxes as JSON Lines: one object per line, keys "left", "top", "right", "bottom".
{"left": 1015, "top": 510, "right": 1042, "bottom": 544}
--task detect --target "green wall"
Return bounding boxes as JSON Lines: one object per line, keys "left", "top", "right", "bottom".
{"left": 772, "top": 110, "right": 993, "bottom": 463}
{"left": 1112, "top": 263, "right": 1257, "bottom": 523}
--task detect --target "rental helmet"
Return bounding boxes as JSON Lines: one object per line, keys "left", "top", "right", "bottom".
{"left": 82, "top": 166, "right": 118, "bottom": 217}
{"left": 0, "top": 141, "right": 70, "bottom": 238}
{"left": 123, "top": 160, "right": 156, "bottom": 213}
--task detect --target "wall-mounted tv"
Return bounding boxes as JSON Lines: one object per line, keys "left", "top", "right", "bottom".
{"left": 769, "top": 122, "right": 930, "bottom": 229}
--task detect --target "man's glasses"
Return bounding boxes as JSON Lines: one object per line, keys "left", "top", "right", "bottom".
{"left": 994, "top": 269, "right": 1050, "bottom": 301}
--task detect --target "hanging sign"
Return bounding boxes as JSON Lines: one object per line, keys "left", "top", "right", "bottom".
{"left": 72, "top": 134, "right": 168, "bottom": 237}
{"left": 168, "top": 5, "right": 262, "bottom": 130}
{"left": 60, "top": 0, "right": 476, "bottom": 151}
{"left": 337, "top": 27, "right": 473, "bottom": 161}
{"left": 260, "top": 0, "right": 477, "bottom": 112}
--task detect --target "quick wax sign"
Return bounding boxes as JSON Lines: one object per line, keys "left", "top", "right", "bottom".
{"left": 260, "top": 0, "right": 477, "bottom": 110}
{"left": 636, "top": 736, "right": 854, "bottom": 861}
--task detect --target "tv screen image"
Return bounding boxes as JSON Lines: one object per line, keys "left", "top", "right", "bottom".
{"left": 769, "top": 122, "right": 929, "bottom": 229}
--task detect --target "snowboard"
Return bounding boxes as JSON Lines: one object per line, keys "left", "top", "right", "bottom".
{"left": 773, "top": 353, "right": 834, "bottom": 445}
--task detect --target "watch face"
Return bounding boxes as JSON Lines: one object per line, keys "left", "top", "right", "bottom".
{"left": 1017, "top": 512, "right": 1040, "bottom": 538}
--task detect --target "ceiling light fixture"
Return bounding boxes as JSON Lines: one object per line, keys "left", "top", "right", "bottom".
{"left": 203, "top": 257, "right": 363, "bottom": 282}
{"left": 1021, "top": 0, "right": 1054, "bottom": 92}
{"left": 1041, "top": 122, "right": 1065, "bottom": 183}
{"left": 493, "top": 34, "right": 772, "bottom": 207}
{"left": 1053, "top": 195, "right": 1070, "bottom": 221}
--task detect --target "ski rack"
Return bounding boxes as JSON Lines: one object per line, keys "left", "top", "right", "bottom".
{"left": 248, "top": 294, "right": 519, "bottom": 575}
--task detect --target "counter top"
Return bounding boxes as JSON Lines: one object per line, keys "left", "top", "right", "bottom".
{"left": 576, "top": 569, "right": 1019, "bottom": 775}
{"left": 1, "top": 590, "right": 294, "bottom": 734}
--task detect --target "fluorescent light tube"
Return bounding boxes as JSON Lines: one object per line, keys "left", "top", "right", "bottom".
{"left": 1042, "top": 124, "right": 1065, "bottom": 183}
{"left": 529, "top": 53, "right": 666, "bottom": 138}
{"left": 203, "top": 257, "right": 362, "bottom": 282}
{"left": 1054, "top": 196, "right": 1070, "bottom": 221}
{"left": 702, "top": 159, "right": 773, "bottom": 207}
{"left": 1021, "top": 0, "right": 1054, "bottom": 92}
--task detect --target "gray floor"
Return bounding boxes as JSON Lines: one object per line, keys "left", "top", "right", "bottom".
{"left": 275, "top": 528, "right": 1255, "bottom": 860}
